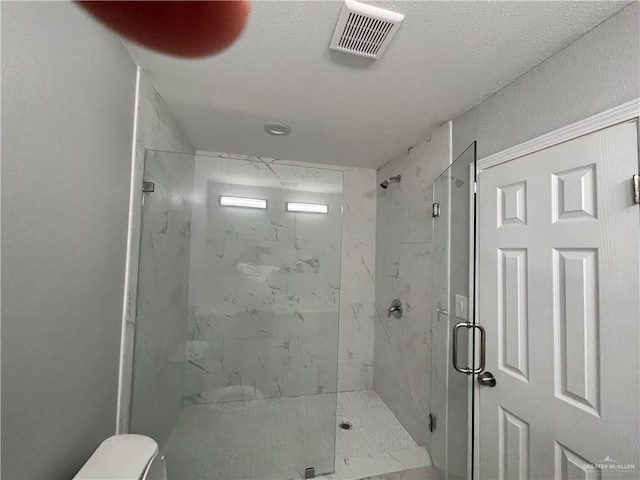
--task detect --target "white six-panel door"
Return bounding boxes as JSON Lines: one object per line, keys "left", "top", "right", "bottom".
{"left": 478, "top": 121, "right": 640, "bottom": 480}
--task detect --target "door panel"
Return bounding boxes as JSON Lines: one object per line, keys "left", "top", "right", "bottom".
{"left": 478, "top": 122, "right": 640, "bottom": 480}
{"left": 499, "top": 407, "right": 530, "bottom": 480}
{"left": 498, "top": 248, "right": 529, "bottom": 382}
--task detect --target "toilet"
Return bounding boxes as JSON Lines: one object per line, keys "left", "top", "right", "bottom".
{"left": 74, "top": 434, "right": 167, "bottom": 480}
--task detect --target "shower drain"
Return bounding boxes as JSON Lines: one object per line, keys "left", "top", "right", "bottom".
{"left": 339, "top": 421, "right": 352, "bottom": 430}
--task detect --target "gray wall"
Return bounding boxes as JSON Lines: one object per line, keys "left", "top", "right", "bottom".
{"left": 1, "top": 3, "right": 137, "bottom": 479}
{"left": 453, "top": 2, "right": 640, "bottom": 160}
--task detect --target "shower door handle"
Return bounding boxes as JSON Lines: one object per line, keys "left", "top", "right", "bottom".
{"left": 452, "top": 323, "right": 472, "bottom": 374}
{"left": 452, "top": 322, "right": 486, "bottom": 375}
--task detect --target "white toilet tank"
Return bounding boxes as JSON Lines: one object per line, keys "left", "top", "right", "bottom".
{"left": 73, "top": 434, "right": 167, "bottom": 480}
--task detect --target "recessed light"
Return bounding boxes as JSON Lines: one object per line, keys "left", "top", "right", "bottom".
{"left": 264, "top": 122, "right": 291, "bottom": 136}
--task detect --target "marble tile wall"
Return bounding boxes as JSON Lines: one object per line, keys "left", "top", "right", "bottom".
{"left": 185, "top": 155, "right": 343, "bottom": 402}
{"left": 129, "top": 149, "right": 194, "bottom": 446}
{"left": 373, "top": 122, "right": 451, "bottom": 448}
{"left": 186, "top": 152, "right": 378, "bottom": 400}
{"left": 338, "top": 167, "right": 377, "bottom": 391}
{"left": 118, "top": 68, "right": 195, "bottom": 443}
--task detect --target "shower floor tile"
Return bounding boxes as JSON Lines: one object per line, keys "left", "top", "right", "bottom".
{"left": 335, "top": 390, "right": 418, "bottom": 459}
{"left": 163, "top": 390, "right": 431, "bottom": 480}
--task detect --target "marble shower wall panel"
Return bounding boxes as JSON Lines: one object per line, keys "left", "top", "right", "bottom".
{"left": 129, "top": 150, "right": 195, "bottom": 447}
{"left": 189, "top": 153, "right": 378, "bottom": 394}
{"left": 119, "top": 68, "right": 195, "bottom": 436}
{"left": 186, "top": 155, "right": 344, "bottom": 403}
{"left": 373, "top": 122, "right": 451, "bottom": 448}
{"left": 338, "top": 168, "right": 377, "bottom": 391}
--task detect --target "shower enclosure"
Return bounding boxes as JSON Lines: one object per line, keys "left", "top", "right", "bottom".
{"left": 128, "top": 142, "right": 479, "bottom": 479}
{"left": 430, "top": 143, "right": 478, "bottom": 480}
{"left": 129, "top": 150, "right": 343, "bottom": 479}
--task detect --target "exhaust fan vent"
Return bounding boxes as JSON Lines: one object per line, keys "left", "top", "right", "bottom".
{"left": 329, "top": 0, "right": 404, "bottom": 60}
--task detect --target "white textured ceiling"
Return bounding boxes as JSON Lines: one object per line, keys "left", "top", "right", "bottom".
{"left": 126, "top": 1, "right": 628, "bottom": 169}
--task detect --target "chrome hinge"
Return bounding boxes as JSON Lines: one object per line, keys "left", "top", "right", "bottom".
{"left": 633, "top": 174, "right": 639, "bottom": 204}
{"left": 142, "top": 181, "right": 155, "bottom": 193}
{"left": 432, "top": 203, "right": 440, "bottom": 218}
{"left": 429, "top": 413, "right": 436, "bottom": 432}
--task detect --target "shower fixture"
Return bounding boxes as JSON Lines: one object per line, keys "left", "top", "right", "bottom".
{"left": 380, "top": 175, "right": 401, "bottom": 189}
{"left": 388, "top": 298, "right": 403, "bottom": 318}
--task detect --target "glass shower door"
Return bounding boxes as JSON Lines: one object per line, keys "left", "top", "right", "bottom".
{"left": 129, "top": 150, "right": 343, "bottom": 480}
{"left": 430, "top": 143, "right": 477, "bottom": 480}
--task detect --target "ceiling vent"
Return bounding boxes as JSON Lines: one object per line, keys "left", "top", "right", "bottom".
{"left": 329, "top": 0, "right": 404, "bottom": 60}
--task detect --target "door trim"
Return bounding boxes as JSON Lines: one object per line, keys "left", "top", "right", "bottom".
{"left": 116, "top": 66, "right": 143, "bottom": 435}
{"left": 477, "top": 98, "right": 640, "bottom": 170}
